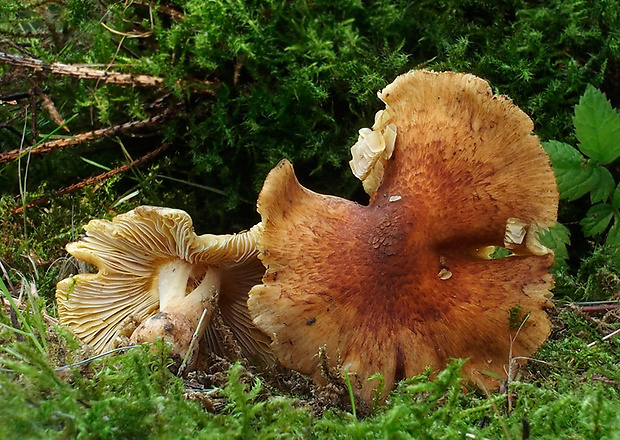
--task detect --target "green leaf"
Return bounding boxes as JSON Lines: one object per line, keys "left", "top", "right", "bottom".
{"left": 589, "top": 166, "right": 616, "bottom": 203}
{"left": 539, "top": 222, "right": 571, "bottom": 265}
{"left": 543, "top": 141, "right": 598, "bottom": 200}
{"left": 612, "top": 184, "right": 620, "bottom": 209}
{"left": 580, "top": 203, "right": 615, "bottom": 237}
{"left": 606, "top": 214, "right": 620, "bottom": 246}
{"left": 573, "top": 85, "right": 620, "bottom": 164}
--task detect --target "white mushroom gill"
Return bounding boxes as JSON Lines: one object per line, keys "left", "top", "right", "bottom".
{"left": 56, "top": 206, "right": 273, "bottom": 367}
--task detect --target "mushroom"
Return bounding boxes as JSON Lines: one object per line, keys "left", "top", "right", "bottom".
{"left": 248, "top": 70, "right": 558, "bottom": 403}
{"left": 56, "top": 205, "right": 272, "bottom": 366}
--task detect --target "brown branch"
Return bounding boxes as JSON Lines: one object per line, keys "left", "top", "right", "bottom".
{"left": 133, "top": 1, "right": 184, "bottom": 20}
{"left": 0, "top": 51, "right": 218, "bottom": 94}
{"left": 579, "top": 304, "right": 619, "bottom": 314}
{"left": 0, "top": 51, "right": 164, "bottom": 87}
{"left": 0, "top": 29, "right": 49, "bottom": 40}
{"left": 0, "top": 110, "right": 171, "bottom": 164}
{"left": 11, "top": 143, "right": 170, "bottom": 214}
{"left": 560, "top": 301, "right": 620, "bottom": 315}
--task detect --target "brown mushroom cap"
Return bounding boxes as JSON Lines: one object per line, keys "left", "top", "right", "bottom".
{"left": 248, "top": 71, "right": 558, "bottom": 403}
{"left": 56, "top": 206, "right": 272, "bottom": 364}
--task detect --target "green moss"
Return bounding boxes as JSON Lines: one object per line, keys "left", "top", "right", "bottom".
{"left": 2, "top": 0, "right": 620, "bottom": 239}
{"left": 0, "top": 308, "right": 619, "bottom": 439}
{"left": 0, "top": 343, "right": 219, "bottom": 439}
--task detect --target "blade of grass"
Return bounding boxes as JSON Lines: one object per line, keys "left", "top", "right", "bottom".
{"left": 2, "top": 114, "right": 78, "bottom": 173}
{"left": 0, "top": 322, "right": 43, "bottom": 340}
{"left": 81, "top": 157, "right": 112, "bottom": 171}
{"left": 1, "top": 344, "right": 30, "bottom": 364}
{"left": 157, "top": 174, "right": 250, "bottom": 200}
{"left": 23, "top": 280, "right": 48, "bottom": 350}
{"left": 343, "top": 370, "right": 357, "bottom": 419}
{"left": 0, "top": 281, "right": 46, "bottom": 355}
{"left": 112, "top": 189, "right": 140, "bottom": 207}
{"left": 17, "top": 107, "right": 29, "bottom": 237}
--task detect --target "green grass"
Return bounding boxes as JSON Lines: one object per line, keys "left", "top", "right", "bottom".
{"left": 1, "top": 276, "right": 619, "bottom": 439}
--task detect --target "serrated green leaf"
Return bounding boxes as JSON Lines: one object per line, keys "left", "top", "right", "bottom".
{"left": 612, "top": 184, "right": 620, "bottom": 209}
{"left": 590, "top": 166, "right": 616, "bottom": 203}
{"left": 580, "top": 203, "right": 615, "bottom": 237}
{"left": 606, "top": 214, "right": 620, "bottom": 246}
{"left": 573, "top": 85, "right": 620, "bottom": 164}
{"left": 539, "top": 222, "right": 570, "bottom": 265}
{"left": 543, "top": 140, "right": 597, "bottom": 200}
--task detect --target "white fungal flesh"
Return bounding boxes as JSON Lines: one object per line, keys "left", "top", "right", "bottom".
{"left": 504, "top": 218, "right": 550, "bottom": 256}
{"left": 524, "top": 225, "right": 551, "bottom": 256}
{"left": 349, "top": 108, "right": 397, "bottom": 195}
{"left": 504, "top": 218, "right": 527, "bottom": 246}
{"left": 438, "top": 268, "right": 452, "bottom": 280}
{"left": 157, "top": 259, "right": 193, "bottom": 310}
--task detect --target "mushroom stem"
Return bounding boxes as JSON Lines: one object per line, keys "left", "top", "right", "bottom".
{"left": 130, "top": 266, "right": 222, "bottom": 363}
{"left": 170, "top": 266, "right": 221, "bottom": 328}
{"left": 157, "top": 259, "right": 193, "bottom": 310}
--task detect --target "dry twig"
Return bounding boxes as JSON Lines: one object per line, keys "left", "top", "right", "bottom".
{"left": 0, "top": 110, "right": 170, "bottom": 164}
{"left": 587, "top": 327, "right": 620, "bottom": 348}
{"left": 11, "top": 143, "right": 170, "bottom": 214}
{"left": 0, "top": 51, "right": 164, "bottom": 87}
{"left": 0, "top": 51, "right": 218, "bottom": 94}
{"left": 133, "top": 1, "right": 184, "bottom": 19}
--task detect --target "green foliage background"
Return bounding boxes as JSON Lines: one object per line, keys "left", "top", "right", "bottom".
{"left": 1, "top": 0, "right": 620, "bottom": 263}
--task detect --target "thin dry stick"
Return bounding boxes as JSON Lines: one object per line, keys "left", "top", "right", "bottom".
{"left": 505, "top": 315, "right": 530, "bottom": 385}
{"left": 0, "top": 51, "right": 164, "bottom": 87}
{"left": 0, "top": 111, "right": 170, "bottom": 164}
{"left": 0, "top": 51, "right": 218, "bottom": 95}
{"left": 476, "top": 379, "right": 512, "bottom": 440}
{"left": 587, "top": 327, "right": 620, "bottom": 348}
{"left": 53, "top": 345, "right": 143, "bottom": 371}
{"left": 579, "top": 304, "right": 619, "bottom": 314}
{"left": 11, "top": 143, "right": 169, "bottom": 214}
{"left": 177, "top": 308, "right": 211, "bottom": 378}
{"left": 0, "top": 345, "right": 143, "bottom": 373}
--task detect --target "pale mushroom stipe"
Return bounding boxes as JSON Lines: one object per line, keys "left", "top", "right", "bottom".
{"left": 56, "top": 206, "right": 272, "bottom": 368}
{"left": 248, "top": 70, "right": 558, "bottom": 404}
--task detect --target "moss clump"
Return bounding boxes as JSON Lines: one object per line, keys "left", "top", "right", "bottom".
{"left": 1, "top": 301, "right": 618, "bottom": 439}
{"left": 0, "top": 343, "right": 219, "bottom": 439}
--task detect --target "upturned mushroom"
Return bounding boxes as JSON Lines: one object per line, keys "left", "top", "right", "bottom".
{"left": 248, "top": 70, "right": 558, "bottom": 403}
{"left": 56, "top": 205, "right": 272, "bottom": 366}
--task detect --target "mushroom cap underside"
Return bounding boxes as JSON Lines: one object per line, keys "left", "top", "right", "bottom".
{"left": 56, "top": 206, "right": 272, "bottom": 363}
{"left": 248, "top": 70, "right": 558, "bottom": 403}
